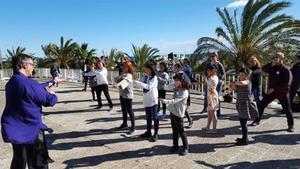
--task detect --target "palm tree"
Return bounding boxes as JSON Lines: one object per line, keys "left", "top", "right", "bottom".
{"left": 6, "top": 46, "right": 26, "bottom": 58}
{"left": 131, "top": 44, "right": 160, "bottom": 70}
{"left": 4, "top": 46, "right": 27, "bottom": 68}
{"left": 41, "top": 36, "right": 77, "bottom": 68}
{"left": 69, "top": 43, "right": 97, "bottom": 68}
{"left": 194, "top": 0, "right": 300, "bottom": 70}
{"left": 104, "top": 48, "right": 124, "bottom": 69}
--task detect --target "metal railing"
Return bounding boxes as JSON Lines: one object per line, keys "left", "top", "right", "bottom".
{"left": 0, "top": 68, "right": 269, "bottom": 98}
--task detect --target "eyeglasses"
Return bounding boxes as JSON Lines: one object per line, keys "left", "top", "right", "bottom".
{"left": 23, "top": 62, "right": 35, "bottom": 67}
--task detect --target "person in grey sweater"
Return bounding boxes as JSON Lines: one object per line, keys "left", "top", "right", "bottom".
{"left": 161, "top": 73, "right": 189, "bottom": 156}
{"left": 114, "top": 61, "right": 135, "bottom": 135}
{"left": 157, "top": 62, "right": 169, "bottom": 117}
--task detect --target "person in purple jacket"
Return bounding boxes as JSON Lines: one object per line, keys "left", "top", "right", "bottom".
{"left": 1, "top": 54, "right": 58, "bottom": 169}
{"left": 251, "top": 52, "right": 294, "bottom": 132}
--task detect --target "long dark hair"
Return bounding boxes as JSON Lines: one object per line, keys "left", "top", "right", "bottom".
{"left": 159, "top": 62, "right": 168, "bottom": 72}
{"left": 173, "top": 73, "right": 189, "bottom": 89}
{"left": 144, "top": 64, "right": 156, "bottom": 79}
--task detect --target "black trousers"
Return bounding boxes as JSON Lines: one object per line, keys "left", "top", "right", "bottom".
{"left": 95, "top": 84, "right": 113, "bottom": 108}
{"left": 11, "top": 132, "right": 50, "bottom": 169}
{"left": 258, "top": 92, "right": 294, "bottom": 127}
{"left": 91, "top": 86, "right": 97, "bottom": 100}
{"left": 120, "top": 97, "right": 135, "bottom": 130}
{"left": 239, "top": 118, "right": 248, "bottom": 142}
{"left": 82, "top": 76, "right": 88, "bottom": 91}
{"left": 158, "top": 90, "right": 167, "bottom": 114}
{"left": 170, "top": 114, "right": 188, "bottom": 149}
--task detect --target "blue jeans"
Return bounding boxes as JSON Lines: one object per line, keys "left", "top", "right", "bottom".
{"left": 252, "top": 85, "right": 260, "bottom": 107}
{"left": 145, "top": 105, "right": 159, "bottom": 135}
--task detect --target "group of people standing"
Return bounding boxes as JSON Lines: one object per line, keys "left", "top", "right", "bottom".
{"left": 1, "top": 51, "right": 299, "bottom": 168}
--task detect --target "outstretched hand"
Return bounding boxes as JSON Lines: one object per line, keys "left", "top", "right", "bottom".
{"left": 54, "top": 77, "right": 65, "bottom": 83}
{"left": 45, "top": 87, "right": 55, "bottom": 95}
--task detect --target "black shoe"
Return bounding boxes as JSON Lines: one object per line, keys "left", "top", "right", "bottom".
{"left": 287, "top": 126, "right": 294, "bottom": 133}
{"left": 250, "top": 120, "right": 260, "bottom": 126}
{"left": 149, "top": 134, "right": 158, "bottom": 142}
{"left": 127, "top": 129, "right": 135, "bottom": 135}
{"left": 179, "top": 149, "right": 188, "bottom": 156}
{"left": 235, "top": 138, "right": 243, "bottom": 142}
{"left": 186, "top": 121, "right": 193, "bottom": 129}
{"left": 235, "top": 140, "right": 248, "bottom": 146}
{"left": 140, "top": 132, "right": 152, "bottom": 138}
{"left": 118, "top": 123, "right": 128, "bottom": 129}
{"left": 169, "top": 146, "right": 179, "bottom": 153}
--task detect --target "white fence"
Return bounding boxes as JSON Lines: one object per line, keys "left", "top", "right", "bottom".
{"left": 0, "top": 68, "right": 269, "bottom": 98}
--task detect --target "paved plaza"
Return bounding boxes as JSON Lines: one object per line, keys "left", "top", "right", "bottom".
{"left": 1, "top": 81, "right": 300, "bottom": 169}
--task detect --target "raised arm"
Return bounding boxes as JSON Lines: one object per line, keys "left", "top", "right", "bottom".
{"left": 134, "top": 76, "right": 158, "bottom": 90}
{"left": 161, "top": 90, "right": 188, "bottom": 104}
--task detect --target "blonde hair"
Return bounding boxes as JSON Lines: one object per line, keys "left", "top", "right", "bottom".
{"left": 248, "top": 56, "right": 261, "bottom": 68}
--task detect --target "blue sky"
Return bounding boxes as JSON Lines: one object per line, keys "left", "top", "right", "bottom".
{"left": 1, "top": 0, "right": 300, "bottom": 58}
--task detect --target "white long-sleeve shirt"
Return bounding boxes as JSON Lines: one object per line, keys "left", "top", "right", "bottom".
{"left": 95, "top": 67, "right": 108, "bottom": 85}
{"left": 134, "top": 75, "right": 158, "bottom": 107}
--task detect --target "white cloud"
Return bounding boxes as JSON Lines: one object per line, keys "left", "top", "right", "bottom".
{"left": 151, "top": 40, "right": 197, "bottom": 55}
{"left": 226, "top": 0, "right": 248, "bottom": 8}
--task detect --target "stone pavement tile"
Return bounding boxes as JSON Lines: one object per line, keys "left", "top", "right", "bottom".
{"left": 163, "top": 158, "right": 199, "bottom": 169}
{"left": 49, "top": 144, "right": 122, "bottom": 168}
{"left": 242, "top": 143, "right": 273, "bottom": 155}
{"left": 130, "top": 154, "right": 178, "bottom": 169}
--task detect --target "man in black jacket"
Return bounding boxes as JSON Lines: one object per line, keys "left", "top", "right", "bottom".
{"left": 253, "top": 52, "right": 294, "bottom": 132}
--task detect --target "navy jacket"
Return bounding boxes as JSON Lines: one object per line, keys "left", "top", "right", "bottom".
{"left": 1, "top": 73, "right": 57, "bottom": 144}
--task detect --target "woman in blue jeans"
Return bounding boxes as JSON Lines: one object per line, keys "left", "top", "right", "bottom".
{"left": 247, "top": 56, "right": 262, "bottom": 108}
{"left": 134, "top": 64, "right": 159, "bottom": 142}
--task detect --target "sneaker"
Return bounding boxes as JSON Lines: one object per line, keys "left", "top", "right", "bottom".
{"left": 287, "top": 126, "right": 294, "bottom": 133}
{"left": 149, "top": 134, "right": 158, "bottom": 142}
{"left": 169, "top": 146, "right": 179, "bottom": 153}
{"left": 108, "top": 107, "right": 113, "bottom": 112}
{"left": 127, "top": 129, "right": 135, "bottom": 135}
{"left": 186, "top": 121, "right": 193, "bottom": 129}
{"left": 140, "top": 132, "right": 152, "bottom": 138}
{"left": 118, "top": 123, "right": 128, "bottom": 129}
{"left": 179, "top": 149, "right": 188, "bottom": 156}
